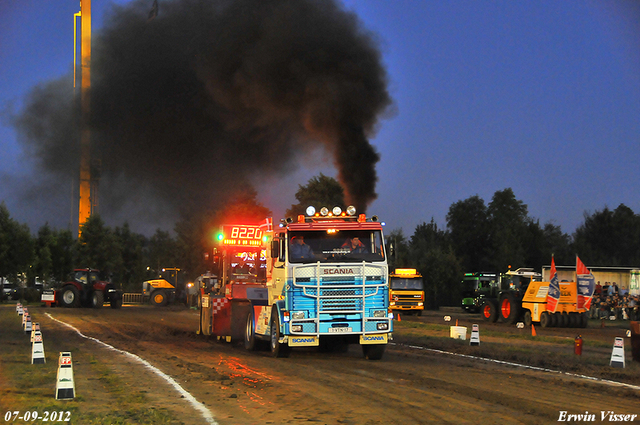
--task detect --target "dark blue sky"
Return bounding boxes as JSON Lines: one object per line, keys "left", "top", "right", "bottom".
{"left": 1, "top": 0, "right": 639, "bottom": 236}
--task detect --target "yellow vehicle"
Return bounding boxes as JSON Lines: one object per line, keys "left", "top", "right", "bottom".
{"left": 143, "top": 267, "right": 183, "bottom": 307}
{"left": 389, "top": 268, "right": 424, "bottom": 316}
{"left": 521, "top": 280, "right": 589, "bottom": 328}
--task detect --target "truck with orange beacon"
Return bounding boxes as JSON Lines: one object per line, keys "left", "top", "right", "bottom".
{"left": 199, "top": 206, "right": 392, "bottom": 360}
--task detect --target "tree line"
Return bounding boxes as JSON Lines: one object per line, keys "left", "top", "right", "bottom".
{"left": 1, "top": 180, "right": 639, "bottom": 306}
{"left": 388, "top": 188, "right": 640, "bottom": 308}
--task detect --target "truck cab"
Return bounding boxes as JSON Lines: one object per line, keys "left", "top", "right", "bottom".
{"left": 247, "top": 206, "right": 392, "bottom": 359}
{"left": 389, "top": 268, "right": 424, "bottom": 315}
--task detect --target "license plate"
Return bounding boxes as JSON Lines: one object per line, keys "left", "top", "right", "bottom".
{"left": 328, "top": 327, "right": 352, "bottom": 333}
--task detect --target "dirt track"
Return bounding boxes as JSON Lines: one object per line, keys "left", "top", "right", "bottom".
{"left": 2, "top": 304, "right": 639, "bottom": 424}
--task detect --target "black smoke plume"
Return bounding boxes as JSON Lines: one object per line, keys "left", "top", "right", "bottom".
{"left": 15, "top": 0, "right": 391, "bottom": 229}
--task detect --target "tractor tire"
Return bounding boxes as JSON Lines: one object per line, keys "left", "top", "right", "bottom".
{"left": 540, "top": 311, "right": 551, "bottom": 328}
{"left": 362, "top": 344, "right": 386, "bottom": 360}
{"left": 481, "top": 300, "right": 498, "bottom": 323}
{"left": 91, "top": 291, "right": 104, "bottom": 309}
{"left": 150, "top": 290, "right": 169, "bottom": 307}
{"left": 60, "top": 286, "right": 80, "bottom": 308}
{"left": 499, "top": 293, "right": 520, "bottom": 325}
{"left": 523, "top": 310, "right": 532, "bottom": 327}
{"left": 270, "top": 309, "right": 291, "bottom": 358}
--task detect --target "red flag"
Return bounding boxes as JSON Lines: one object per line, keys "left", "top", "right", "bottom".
{"left": 547, "top": 257, "right": 560, "bottom": 313}
{"left": 576, "top": 256, "right": 595, "bottom": 310}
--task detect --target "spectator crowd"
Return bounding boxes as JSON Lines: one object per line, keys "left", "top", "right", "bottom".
{"left": 588, "top": 282, "right": 639, "bottom": 321}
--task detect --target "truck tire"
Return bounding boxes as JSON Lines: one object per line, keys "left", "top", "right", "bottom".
{"left": 550, "top": 313, "right": 558, "bottom": 327}
{"left": 481, "top": 300, "right": 498, "bottom": 323}
{"left": 91, "top": 291, "right": 104, "bottom": 308}
{"left": 270, "top": 310, "right": 290, "bottom": 358}
{"left": 569, "top": 312, "right": 579, "bottom": 328}
{"left": 560, "top": 312, "right": 569, "bottom": 327}
{"left": 362, "top": 344, "right": 386, "bottom": 360}
{"left": 60, "top": 286, "right": 80, "bottom": 308}
{"left": 244, "top": 309, "right": 265, "bottom": 351}
{"left": 540, "top": 311, "right": 551, "bottom": 328}
{"left": 150, "top": 290, "right": 169, "bottom": 307}
{"left": 523, "top": 310, "right": 532, "bottom": 327}
{"left": 499, "top": 293, "right": 520, "bottom": 324}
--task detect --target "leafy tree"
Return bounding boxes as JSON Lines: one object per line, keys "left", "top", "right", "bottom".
{"left": 487, "top": 188, "right": 529, "bottom": 271}
{"left": 285, "top": 174, "right": 345, "bottom": 218}
{"left": 541, "top": 222, "right": 572, "bottom": 266}
{"left": 113, "top": 223, "right": 147, "bottom": 291}
{"left": 146, "top": 229, "right": 179, "bottom": 276}
{"left": 408, "top": 219, "right": 462, "bottom": 308}
{"left": 0, "top": 202, "right": 34, "bottom": 282}
{"left": 76, "top": 214, "right": 121, "bottom": 276}
{"left": 446, "top": 195, "right": 490, "bottom": 271}
{"left": 49, "top": 228, "right": 74, "bottom": 283}
{"left": 385, "top": 228, "right": 410, "bottom": 270}
{"left": 32, "top": 223, "right": 55, "bottom": 285}
{"left": 573, "top": 204, "right": 640, "bottom": 266}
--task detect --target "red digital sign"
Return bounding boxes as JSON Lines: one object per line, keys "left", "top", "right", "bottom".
{"left": 221, "top": 225, "right": 264, "bottom": 247}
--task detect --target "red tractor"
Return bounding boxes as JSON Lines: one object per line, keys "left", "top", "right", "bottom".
{"left": 55, "top": 269, "right": 123, "bottom": 308}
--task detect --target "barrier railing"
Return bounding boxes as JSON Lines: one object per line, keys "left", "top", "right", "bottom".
{"left": 123, "top": 293, "right": 145, "bottom": 305}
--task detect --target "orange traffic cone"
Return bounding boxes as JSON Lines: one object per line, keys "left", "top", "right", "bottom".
{"left": 397, "top": 314, "right": 401, "bottom": 321}
{"left": 531, "top": 324, "right": 537, "bottom": 336}
{"left": 455, "top": 319, "right": 459, "bottom": 326}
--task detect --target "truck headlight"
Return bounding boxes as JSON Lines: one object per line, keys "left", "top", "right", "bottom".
{"left": 377, "top": 323, "right": 388, "bottom": 330}
{"left": 291, "top": 311, "right": 305, "bottom": 320}
{"left": 418, "top": 302, "right": 423, "bottom": 306}
{"left": 373, "top": 310, "right": 387, "bottom": 318}
{"left": 291, "top": 325, "right": 303, "bottom": 332}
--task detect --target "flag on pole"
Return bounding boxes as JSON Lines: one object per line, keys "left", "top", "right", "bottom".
{"left": 148, "top": 0, "right": 159, "bottom": 21}
{"left": 576, "top": 256, "right": 596, "bottom": 310}
{"left": 547, "top": 256, "right": 560, "bottom": 313}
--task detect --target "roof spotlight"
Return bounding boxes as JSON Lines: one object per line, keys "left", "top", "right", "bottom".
{"left": 306, "top": 206, "right": 316, "bottom": 216}
{"left": 371, "top": 215, "right": 379, "bottom": 222}
{"left": 332, "top": 206, "right": 342, "bottom": 216}
{"left": 346, "top": 205, "right": 356, "bottom": 216}
{"left": 320, "top": 207, "right": 329, "bottom": 216}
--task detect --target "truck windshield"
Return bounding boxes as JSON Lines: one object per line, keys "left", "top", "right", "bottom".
{"left": 390, "top": 278, "right": 423, "bottom": 290}
{"left": 289, "top": 230, "right": 385, "bottom": 263}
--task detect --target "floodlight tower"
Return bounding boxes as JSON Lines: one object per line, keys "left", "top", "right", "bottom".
{"left": 76, "top": 0, "right": 96, "bottom": 236}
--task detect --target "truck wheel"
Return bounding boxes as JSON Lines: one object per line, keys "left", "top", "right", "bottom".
{"left": 540, "top": 311, "right": 551, "bottom": 328}
{"left": 245, "top": 309, "right": 264, "bottom": 351}
{"left": 550, "top": 313, "right": 558, "bottom": 327}
{"left": 362, "top": 344, "right": 386, "bottom": 360}
{"left": 523, "top": 310, "right": 532, "bottom": 327}
{"left": 60, "top": 286, "right": 80, "bottom": 308}
{"left": 91, "top": 291, "right": 104, "bottom": 308}
{"left": 481, "top": 300, "right": 498, "bottom": 323}
{"left": 499, "top": 293, "right": 520, "bottom": 325}
{"left": 568, "top": 312, "right": 579, "bottom": 328}
{"left": 150, "top": 290, "right": 168, "bottom": 307}
{"left": 560, "top": 312, "right": 569, "bottom": 327}
{"left": 270, "top": 310, "right": 290, "bottom": 358}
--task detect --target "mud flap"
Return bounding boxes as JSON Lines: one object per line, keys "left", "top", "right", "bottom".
{"left": 230, "top": 300, "right": 252, "bottom": 345}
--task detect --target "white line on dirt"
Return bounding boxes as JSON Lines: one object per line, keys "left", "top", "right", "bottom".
{"left": 45, "top": 313, "right": 217, "bottom": 424}
{"left": 392, "top": 342, "right": 640, "bottom": 391}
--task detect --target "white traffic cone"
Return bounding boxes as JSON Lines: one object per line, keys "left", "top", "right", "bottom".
{"left": 16, "top": 302, "right": 22, "bottom": 314}
{"left": 469, "top": 323, "right": 480, "bottom": 346}
{"left": 610, "top": 337, "right": 625, "bottom": 368}
{"left": 24, "top": 316, "right": 33, "bottom": 335}
{"left": 55, "top": 352, "right": 75, "bottom": 399}
{"left": 31, "top": 331, "right": 46, "bottom": 364}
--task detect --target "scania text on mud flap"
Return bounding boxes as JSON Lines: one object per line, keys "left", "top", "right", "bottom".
{"left": 245, "top": 206, "right": 392, "bottom": 360}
